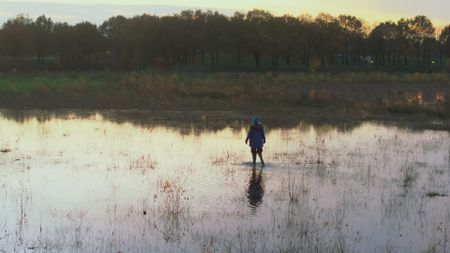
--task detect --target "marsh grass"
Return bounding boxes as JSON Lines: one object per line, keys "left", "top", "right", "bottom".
{"left": 287, "top": 175, "right": 301, "bottom": 204}
{"left": 0, "top": 72, "right": 449, "bottom": 118}
{"left": 2, "top": 118, "right": 450, "bottom": 253}
{"left": 128, "top": 155, "right": 157, "bottom": 174}
{"left": 314, "top": 134, "right": 326, "bottom": 164}
{"left": 157, "top": 177, "right": 190, "bottom": 218}
{"left": 0, "top": 148, "right": 11, "bottom": 153}
{"left": 401, "top": 164, "right": 417, "bottom": 188}
{"left": 210, "top": 151, "right": 240, "bottom": 166}
{"left": 199, "top": 234, "right": 233, "bottom": 253}
{"left": 0, "top": 232, "right": 8, "bottom": 241}
{"left": 426, "top": 191, "right": 448, "bottom": 198}
{"left": 286, "top": 169, "right": 309, "bottom": 204}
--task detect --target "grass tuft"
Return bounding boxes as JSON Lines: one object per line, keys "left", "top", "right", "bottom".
{"left": 426, "top": 192, "right": 448, "bottom": 198}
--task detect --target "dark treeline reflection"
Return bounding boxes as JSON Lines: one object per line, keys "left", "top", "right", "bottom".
{"left": 1, "top": 109, "right": 449, "bottom": 134}
{"left": 0, "top": 109, "right": 363, "bottom": 133}
{"left": 0, "top": 10, "right": 449, "bottom": 72}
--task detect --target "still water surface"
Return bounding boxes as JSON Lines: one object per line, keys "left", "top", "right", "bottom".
{"left": 0, "top": 111, "right": 449, "bottom": 252}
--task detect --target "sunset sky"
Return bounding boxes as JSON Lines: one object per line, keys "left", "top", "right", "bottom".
{"left": 0, "top": 0, "right": 448, "bottom": 27}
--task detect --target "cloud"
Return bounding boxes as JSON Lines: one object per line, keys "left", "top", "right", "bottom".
{"left": 0, "top": 1, "right": 240, "bottom": 24}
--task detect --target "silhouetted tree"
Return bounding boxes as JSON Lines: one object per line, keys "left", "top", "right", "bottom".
{"left": 0, "top": 15, "right": 34, "bottom": 57}
{"left": 73, "top": 22, "right": 102, "bottom": 66}
{"left": 32, "top": 15, "right": 54, "bottom": 62}
{"left": 338, "top": 15, "right": 365, "bottom": 66}
{"left": 439, "top": 25, "right": 450, "bottom": 65}
{"left": 0, "top": 10, "right": 448, "bottom": 72}
{"left": 369, "top": 22, "right": 398, "bottom": 67}
{"left": 246, "top": 9, "right": 273, "bottom": 66}
{"left": 99, "top": 15, "right": 129, "bottom": 68}
{"left": 205, "top": 11, "right": 229, "bottom": 65}
{"left": 54, "top": 22, "right": 74, "bottom": 66}
{"left": 407, "top": 15, "right": 435, "bottom": 68}
{"left": 229, "top": 12, "right": 246, "bottom": 66}
{"left": 273, "top": 15, "right": 300, "bottom": 66}
{"left": 314, "top": 13, "right": 342, "bottom": 69}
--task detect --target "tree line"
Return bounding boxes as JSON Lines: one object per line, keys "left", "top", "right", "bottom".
{"left": 0, "top": 9, "right": 450, "bottom": 71}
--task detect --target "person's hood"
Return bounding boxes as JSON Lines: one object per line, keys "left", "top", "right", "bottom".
{"left": 250, "top": 124, "right": 263, "bottom": 130}
{"left": 252, "top": 117, "right": 260, "bottom": 125}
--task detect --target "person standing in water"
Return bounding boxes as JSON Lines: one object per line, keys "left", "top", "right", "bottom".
{"left": 245, "top": 117, "right": 266, "bottom": 167}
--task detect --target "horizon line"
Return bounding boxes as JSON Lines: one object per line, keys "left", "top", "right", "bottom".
{"left": 0, "top": 1, "right": 448, "bottom": 28}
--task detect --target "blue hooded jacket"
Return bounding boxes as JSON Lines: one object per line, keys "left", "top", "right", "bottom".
{"left": 246, "top": 124, "right": 266, "bottom": 149}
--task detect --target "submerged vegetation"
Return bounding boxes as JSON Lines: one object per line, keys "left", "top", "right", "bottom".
{"left": 0, "top": 72, "right": 448, "bottom": 118}
{"left": 401, "top": 163, "right": 417, "bottom": 188}
{"left": 426, "top": 191, "right": 448, "bottom": 198}
{"left": 1, "top": 115, "right": 449, "bottom": 252}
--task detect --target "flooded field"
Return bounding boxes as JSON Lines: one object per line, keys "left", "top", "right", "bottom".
{"left": 0, "top": 111, "right": 449, "bottom": 253}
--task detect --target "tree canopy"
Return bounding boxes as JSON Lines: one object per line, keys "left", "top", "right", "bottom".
{"left": 0, "top": 10, "right": 448, "bottom": 71}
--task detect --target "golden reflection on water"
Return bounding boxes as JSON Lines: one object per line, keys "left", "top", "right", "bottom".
{"left": 0, "top": 115, "right": 444, "bottom": 209}
{"left": 0, "top": 113, "right": 450, "bottom": 252}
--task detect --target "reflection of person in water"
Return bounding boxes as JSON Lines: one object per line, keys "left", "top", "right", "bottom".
{"left": 245, "top": 117, "right": 266, "bottom": 167}
{"left": 247, "top": 168, "right": 265, "bottom": 213}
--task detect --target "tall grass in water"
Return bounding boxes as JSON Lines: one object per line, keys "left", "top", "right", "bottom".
{"left": 155, "top": 175, "right": 191, "bottom": 243}
{"left": 286, "top": 169, "right": 308, "bottom": 204}
{"left": 128, "top": 155, "right": 157, "bottom": 174}
{"left": 401, "top": 163, "right": 417, "bottom": 188}
{"left": 157, "top": 177, "right": 189, "bottom": 217}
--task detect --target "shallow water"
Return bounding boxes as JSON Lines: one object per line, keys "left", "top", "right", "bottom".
{"left": 0, "top": 111, "right": 449, "bottom": 253}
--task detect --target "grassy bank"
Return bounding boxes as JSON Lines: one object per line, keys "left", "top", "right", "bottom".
{"left": 0, "top": 71, "right": 449, "bottom": 117}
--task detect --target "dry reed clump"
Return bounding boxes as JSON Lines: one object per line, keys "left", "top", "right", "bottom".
{"left": 154, "top": 175, "right": 191, "bottom": 243}
{"left": 400, "top": 164, "right": 417, "bottom": 188}
{"left": 210, "top": 151, "right": 240, "bottom": 165}
{"left": 128, "top": 155, "right": 157, "bottom": 174}
{"left": 157, "top": 177, "right": 190, "bottom": 217}
{"left": 285, "top": 169, "right": 309, "bottom": 203}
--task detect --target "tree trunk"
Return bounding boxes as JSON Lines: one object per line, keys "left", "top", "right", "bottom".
{"left": 416, "top": 42, "right": 420, "bottom": 68}
{"left": 253, "top": 51, "right": 260, "bottom": 67}
{"left": 59, "top": 51, "right": 64, "bottom": 64}
{"left": 210, "top": 50, "right": 214, "bottom": 65}
{"left": 423, "top": 45, "right": 427, "bottom": 69}
{"left": 306, "top": 51, "right": 310, "bottom": 69}
{"left": 236, "top": 48, "right": 241, "bottom": 67}
{"left": 200, "top": 49, "right": 204, "bottom": 64}
{"left": 285, "top": 53, "right": 291, "bottom": 65}
{"left": 320, "top": 55, "right": 325, "bottom": 70}
{"left": 215, "top": 50, "right": 220, "bottom": 65}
